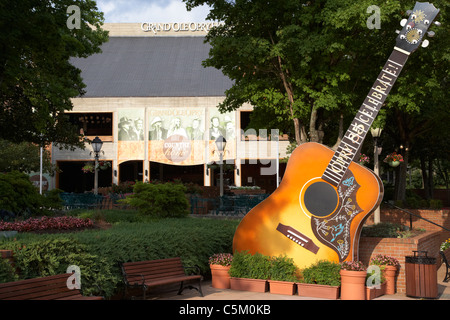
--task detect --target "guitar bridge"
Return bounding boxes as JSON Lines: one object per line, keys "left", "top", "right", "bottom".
{"left": 276, "top": 223, "right": 319, "bottom": 254}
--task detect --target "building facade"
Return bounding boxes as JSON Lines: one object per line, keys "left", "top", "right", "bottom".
{"left": 51, "top": 23, "right": 289, "bottom": 193}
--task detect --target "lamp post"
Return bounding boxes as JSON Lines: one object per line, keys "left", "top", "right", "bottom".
{"left": 91, "top": 136, "right": 103, "bottom": 195}
{"left": 215, "top": 135, "right": 227, "bottom": 197}
{"left": 370, "top": 127, "right": 383, "bottom": 224}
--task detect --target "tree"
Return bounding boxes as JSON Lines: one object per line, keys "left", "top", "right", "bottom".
{"left": 185, "top": 0, "right": 448, "bottom": 202}
{"left": 183, "top": 0, "right": 404, "bottom": 146}
{"left": 0, "top": 0, "right": 108, "bottom": 149}
{"left": 0, "top": 139, "right": 56, "bottom": 174}
{"left": 380, "top": 0, "right": 449, "bottom": 201}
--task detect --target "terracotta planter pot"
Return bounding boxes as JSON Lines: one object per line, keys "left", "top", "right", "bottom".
{"left": 366, "top": 282, "right": 386, "bottom": 300}
{"left": 384, "top": 265, "right": 397, "bottom": 294}
{"left": 340, "top": 270, "right": 367, "bottom": 300}
{"left": 210, "top": 264, "right": 231, "bottom": 289}
{"left": 230, "top": 278, "right": 268, "bottom": 292}
{"left": 268, "top": 280, "right": 296, "bottom": 295}
{"left": 297, "top": 283, "right": 340, "bottom": 299}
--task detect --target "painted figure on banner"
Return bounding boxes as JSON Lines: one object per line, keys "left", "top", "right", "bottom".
{"left": 210, "top": 116, "right": 225, "bottom": 140}
{"left": 149, "top": 117, "right": 167, "bottom": 140}
{"left": 187, "top": 118, "right": 205, "bottom": 140}
{"left": 118, "top": 117, "right": 138, "bottom": 141}
{"left": 134, "top": 119, "right": 144, "bottom": 140}
{"left": 167, "top": 117, "right": 188, "bottom": 138}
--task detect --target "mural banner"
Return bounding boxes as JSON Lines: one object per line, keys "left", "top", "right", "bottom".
{"left": 118, "top": 109, "right": 145, "bottom": 161}
{"left": 148, "top": 108, "right": 235, "bottom": 165}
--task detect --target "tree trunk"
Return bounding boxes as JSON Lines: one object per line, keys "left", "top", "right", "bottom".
{"left": 332, "top": 113, "right": 344, "bottom": 150}
{"left": 394, "top": 148, "right": 409, "bottom": 202}
{"left": 420, "top": 154, "right": 430, "bottom": 198}
{"left": 309, "top": 108, "right": 320, "bottom": 143}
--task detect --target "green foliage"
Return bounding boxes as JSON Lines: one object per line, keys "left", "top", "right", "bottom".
{"left": 0, "top": 0, "right": 109, "bottom": 147}
{"left": 120, "top": 182, "right": 189, "bottom": 218}
{"left": 0, "top": 139, "right": 56, "bottom": 174}
{"left": 0, "top": 258, "right": 18, "bottom": 283}
{"left": 0, "top": 238, "right": 118, "bottom": 297}
{"left": 0, "top": 217, "right": 238, "bottom": 297}
{"left": 229, "top": 251, "right": 271, "bottom": 280}
{"left": 268, "top": 255, "right": 298, "bottom": 282}
{"left": 300, "top": 260, "right": 341, "bottom": 286}
{"left": 0, "top": 171, "right": 43, "bottom": 216}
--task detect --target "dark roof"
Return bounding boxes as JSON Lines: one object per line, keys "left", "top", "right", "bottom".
{"left": 71, "top": 37, "right": 232, "bottom": 97}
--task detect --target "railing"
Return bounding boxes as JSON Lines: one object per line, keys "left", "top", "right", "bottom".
{"left": 60, "top": 192, "right": 105, "bottom": 210}
{"left": 189, "top": 194, "right": 269, "bottom": 217}
{"left": 383, "top": 201, "right": 450, "bottom": 232}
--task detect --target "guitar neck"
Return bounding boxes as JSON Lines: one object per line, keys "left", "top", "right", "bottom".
{"left": 322, "top": 48, "right": 409, "bottom": 187}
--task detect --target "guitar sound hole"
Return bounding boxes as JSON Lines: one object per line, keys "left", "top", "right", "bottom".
{"left": 304, "top": 182, "right": 338, "bottom": 217}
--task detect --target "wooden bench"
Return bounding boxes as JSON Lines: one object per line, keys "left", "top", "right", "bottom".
{"left": 0, "top": 273, "right": 103, "bottom": 300}
{"left": 119, "top": 257, "right": 203, "bottom": 299}
{"left": 440, "top": 250, "right": 450, "bottom": 282}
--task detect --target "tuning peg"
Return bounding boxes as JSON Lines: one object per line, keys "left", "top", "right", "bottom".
{"left": 400, "top": 19, "right": 408, "bottom": 27}
{"left": 395, "top": 30, "right": 401, "bottom": 34}
{"left": 421, "top": 39, "right": 429, "bottom": 48}
{"left": 434, "top": 21, "right": 441, "bottom": 26}
{"left": 427, "top": 31, "right": 435, "bottom": 37}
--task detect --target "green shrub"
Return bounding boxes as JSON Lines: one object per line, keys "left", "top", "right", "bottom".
{"left": 229, "top": 251, "right": 271, "bottom": 280}
{"left": 0, "top": 258, "right": 18, "bottom": 283}
{"left": 268, "top": 255, "right": 298, "bottom": 282}
{"left": 1, "top": 239, "right": 119, "bottom": 297}
{"left": 0, "top": 217, "right": 239, "bottom": 297}
{"left": 0, "top": 171, "right": 43, "bottom": 216}
{"left": 120, "top": 182, "right": 189, "bottom": 218}
{"left": 300, "top": 260, "right": 341, "bottom": 286}
{"left": 361, "top": 222, "right": 405, "bottom": 238}
{"left": 429, "top": 199, "right": 442, "bottom": 210}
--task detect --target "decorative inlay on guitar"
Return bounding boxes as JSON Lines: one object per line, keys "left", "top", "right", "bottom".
{"left": 233, "top": 2, "right": 440, "bottom": 269}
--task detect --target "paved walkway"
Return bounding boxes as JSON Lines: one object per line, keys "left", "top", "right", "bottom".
{"left": 148, "top": 264, "right": 449, "bottom": 301}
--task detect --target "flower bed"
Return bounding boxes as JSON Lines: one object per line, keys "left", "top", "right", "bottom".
{"left": 0, "top": 216, "right": 94, "bottom": 233}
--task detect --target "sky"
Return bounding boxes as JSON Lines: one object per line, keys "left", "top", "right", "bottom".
{"left": 96, "top": 0, "right": 212, "bottom": 23}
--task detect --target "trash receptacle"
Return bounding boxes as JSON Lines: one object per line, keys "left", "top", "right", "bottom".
{"left": 405, "top": 250, "right": 438, "bottom": 298}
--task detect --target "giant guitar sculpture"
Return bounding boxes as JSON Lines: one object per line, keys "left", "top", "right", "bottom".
{"left": 233, "top": 2, "right": 440, "bottom": 269}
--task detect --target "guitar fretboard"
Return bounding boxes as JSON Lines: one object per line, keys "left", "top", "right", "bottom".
{"left": 322, "top": 48, "right": 409, "bottom": 186}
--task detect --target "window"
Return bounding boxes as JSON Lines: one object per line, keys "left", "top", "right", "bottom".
{"left": 68, "top": 113, "right": 113, "bottom": 136}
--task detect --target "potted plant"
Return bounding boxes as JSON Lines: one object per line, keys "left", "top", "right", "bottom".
{"left": 340, "top": 261, "right": 367, "bottom": 300}
{"left": 267, "top": 255, "right": 298, "bottom": 295}
{"left": 369, "top": 254, "right": 399, "bottom": 295}
{"left": 384, "top": 152, "right": 403, "bottom": 167}
{"left": 209, "top": 253, "right": 233, "bottom": 289}
{"left": 297, "top": 260, "right": 341, "bottom": 299}
{"left": 228, "top": 251, "right": 269, "bottom": 292}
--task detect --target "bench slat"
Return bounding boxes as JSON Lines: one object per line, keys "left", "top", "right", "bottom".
{"left": 120, "top": 257, "right": 203, "bottom": 299}
{"left": 0, "top": 273, "right": 102, "bottom": 300}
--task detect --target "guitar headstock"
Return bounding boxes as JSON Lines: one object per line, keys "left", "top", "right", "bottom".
{"left": 395, "top": 2, "right": 440, "bottom": 53}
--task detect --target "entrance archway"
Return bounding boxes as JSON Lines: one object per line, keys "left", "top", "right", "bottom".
{"left": 119, "top": 160, "right": 143, "bottom": 183}
{"left": 149, "top": 162, "right": 203, "bottom": 185}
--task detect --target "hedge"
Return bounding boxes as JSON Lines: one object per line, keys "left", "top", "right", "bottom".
{"left": 0, "top": 217, "right": 238, "bottom": 298}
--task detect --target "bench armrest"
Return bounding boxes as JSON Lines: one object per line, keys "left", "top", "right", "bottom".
{"left": 183, "top": 265, "right": 202, "bottom": 276}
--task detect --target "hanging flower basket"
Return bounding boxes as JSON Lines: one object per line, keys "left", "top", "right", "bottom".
{"left": 359, "top": 154, "right": 370, "bottom": 166}
{"left": 98, "top": 161, "right": 111, "bottom": 170}
{"left": 384, "top": 152, "right": 403, "bottom": 167}
{"left": 81, "top": 163, "right": 95, "bottom": 174}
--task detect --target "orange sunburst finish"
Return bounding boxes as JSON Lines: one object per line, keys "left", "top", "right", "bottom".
{"left": 233, "top": 142, "right": 383, "bottom": 269}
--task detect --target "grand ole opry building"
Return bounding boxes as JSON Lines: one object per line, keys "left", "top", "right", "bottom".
{"left": 49, "top": 23, "right": 290, "bottom": 194}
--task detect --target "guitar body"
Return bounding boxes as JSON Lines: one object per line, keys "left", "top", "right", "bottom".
{"left": 233, "top": 142, "right": 383, "bottom": 269}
